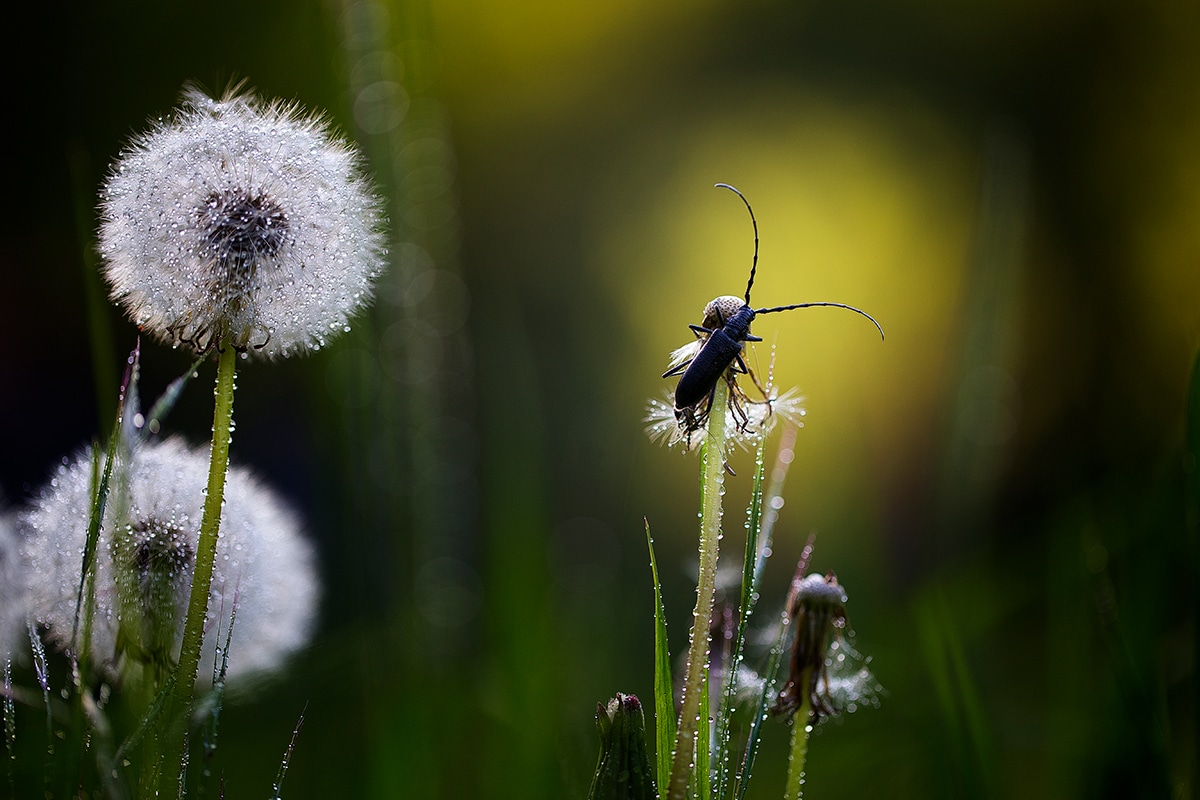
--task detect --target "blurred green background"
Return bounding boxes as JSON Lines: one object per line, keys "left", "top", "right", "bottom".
{"left": 3, "top": 0, "right": 1198, "bottom": 797}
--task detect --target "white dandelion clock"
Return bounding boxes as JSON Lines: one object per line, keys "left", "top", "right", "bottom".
{"left": 99, "top": 85, "right": 387, "bottom": 358}
{"left": 0, "top": 512, "right": 29, "bottom": 660}
{"left": 21, "top": 438, "right": 318, "bottom": 683}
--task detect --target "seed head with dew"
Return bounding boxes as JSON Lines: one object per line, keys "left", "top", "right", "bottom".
{"left": 0, "top": 511, "right": 30, "bottom": 661}
{"left": 20, "top": 438, "right": 318, "bottom": 684}
{"left": 647, "top": 385, "right": 804, "bottom": 451}
{"left": 98, "top": 85, "right": 387, "bottom": 358}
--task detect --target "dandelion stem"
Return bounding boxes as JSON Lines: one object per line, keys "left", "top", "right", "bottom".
{"left": 167, "top": 346, "right": 237, "bottom": 758}
{"left": 783, "top": 680, "right": 813, "bottom": 800}
{"left": 668, "top": 379, "right": 729, "bottom": 800}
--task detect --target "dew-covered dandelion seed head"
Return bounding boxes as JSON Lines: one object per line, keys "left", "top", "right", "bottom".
{"left": 0, "top": 511, "right": 30, "bottom": 660}
{"left": 646, "top": 386, "right": 804, "bottom": 452}
{"left": 98, "top": 85, "right": 387, "bottom": 358}
{"left": 20, "top": 438, "right": 318, "bottom": 683}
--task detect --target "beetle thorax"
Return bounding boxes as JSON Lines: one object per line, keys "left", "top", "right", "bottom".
{"left": 702, "top": 295, "right": 747, "bottom": 330}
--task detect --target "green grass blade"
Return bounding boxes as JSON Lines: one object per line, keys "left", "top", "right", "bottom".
{"left": 697, "top": 673, "right": 711, "bottom": 800}
{"left": 646, "top": 520, "right": 675, "bottom": 792}
{"left": 270, "top": 707, "right": 307, "bottom": 800}
{"left": 73, "top": 343, "right": 141, "bottom": 676}
{"left": 732, "top": 613, "right": 789, "bottom": 800}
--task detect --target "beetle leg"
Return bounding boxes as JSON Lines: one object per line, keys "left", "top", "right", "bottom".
{"left": 662, "top": 360, "right": 693, "bottom": 378}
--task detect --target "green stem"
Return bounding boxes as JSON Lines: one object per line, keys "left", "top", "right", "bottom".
{"left": 160, "top": 346, "right": 238, "bottom": 781}
{"left": 668, "top": 379, "right": 729, "bottom": 800}
{"left": 783, "top": 681, "right": 812, "bottom": 800}
{"left": 178, "top": 345, "right": 237, "bottom": 696}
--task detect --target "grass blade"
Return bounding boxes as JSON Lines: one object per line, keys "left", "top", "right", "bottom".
{"left": 646, "top": 520, "right": 675, "bottom": 791}
{"left": 270, "top": 706, "right": 307, "bottom": 800}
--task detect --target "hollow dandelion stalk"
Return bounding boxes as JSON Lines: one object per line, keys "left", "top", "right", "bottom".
{"left": 173, "top": 344, "right": 236, "bottom": 704}
{"left": 144, "top": 345, "right": 234, "bottom": 791}
{"left": 668, "top": 378, "right": 729, "bottom": 800}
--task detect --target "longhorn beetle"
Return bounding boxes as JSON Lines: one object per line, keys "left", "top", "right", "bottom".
{"left": 663, "top": 183, "right": 884, "bottom": 437}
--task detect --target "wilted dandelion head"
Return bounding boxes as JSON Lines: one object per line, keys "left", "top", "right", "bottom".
{"left": 0, "top": 512, "right": 29, "bottom": 660}
{"left": 99, "top": 85, "right": 387, "bottom": 358}
{"left": 773, "top": 572, "right": 879, "bottom": 722}
{"left": 21, "top": 438, "right": 318, "bottom": 683}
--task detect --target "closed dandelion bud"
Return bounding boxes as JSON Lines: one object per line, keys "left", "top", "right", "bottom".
{"left": 99, "top": 85, "right": 387, "bottom": 358}
{"left": 0, "top": 512, "right": 29, "bottom": 660}
{"left": 21, "top": 438, "right": 318, "bottom": 683}
{"left": 773, "top": 571, "right": 878, "bottom": 722}
{"left": 587, "top": 693, "right": 657, "bottom": 800}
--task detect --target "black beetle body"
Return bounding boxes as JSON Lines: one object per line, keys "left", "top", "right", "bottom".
{"left": 663, "top": 185, "right": 883, "bottom": 437}
{"left": 666, "top": 302, "right": 758, "bottom": 411}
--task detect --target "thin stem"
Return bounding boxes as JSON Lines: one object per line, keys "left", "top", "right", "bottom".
{"left": 178, "top": 345, "right": 237, "bottom": 696}
{"left": 783, "top": 680, "right": 813, "bottom": 800}
{"left": 668, "top": 379, "right": 729, "bottom": 800}
{"left": 159, "top": 345, "right": 237, "bottom": 782}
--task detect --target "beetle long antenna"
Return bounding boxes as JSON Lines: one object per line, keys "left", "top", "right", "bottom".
{"left": 756, "top": 302, "right": 886, "bottom": 340}
{"left": 715, "top": 183, "right": 759, "bottom": 305}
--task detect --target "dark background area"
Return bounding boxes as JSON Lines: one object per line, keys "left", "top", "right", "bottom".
{"left": 3, "top": 0, "right": 1198, "bottom": 797}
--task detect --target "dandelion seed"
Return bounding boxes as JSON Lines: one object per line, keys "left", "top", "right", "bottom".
{"left": 98, "top": 85, "right": 387, "bottom": 358}
{"left": 0, "top": 512, "right": 29, "bottom": 660}
{"left": 21, "top": 438, "right": 318, "bottom": 682}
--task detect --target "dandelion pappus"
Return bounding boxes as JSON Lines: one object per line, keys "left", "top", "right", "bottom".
{"left": 662, "top": 184, "right": 884, "bottom": 439}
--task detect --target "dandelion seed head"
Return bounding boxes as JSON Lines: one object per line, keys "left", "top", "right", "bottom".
{"left": 645, "top": 387, "right": 804, "bottom": 452}
{"left": 21, "top": 438, "right": 318, "bottom": 682}
{"left": 0, "top": 511, "right": 30, "bottom": 659}
{"left": 99, "top": 85, "right": 387, "bottom": 358}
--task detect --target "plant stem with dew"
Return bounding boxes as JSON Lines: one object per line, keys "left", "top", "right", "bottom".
{"left": 783, "top": 676, "right": 813, "bottom": 800}
{"left": 160, "top": 346, "right": 237, "bottom": 780}
{"left": 667, "top": 378, "right": 729, "bottom": 799}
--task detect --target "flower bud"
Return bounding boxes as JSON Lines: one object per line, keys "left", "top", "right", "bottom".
{"left": 588, "top": 693, "right": 657, "bottom": 800}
